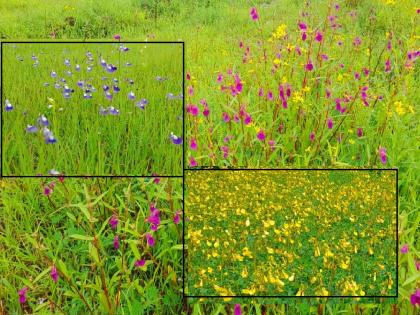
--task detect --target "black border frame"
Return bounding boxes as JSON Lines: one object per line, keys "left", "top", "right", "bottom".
{"left": 183, "top": 168, "right": 398, "bottom": 299}
{"left": 0, "top": 40, "right": 185, "bottom": 178}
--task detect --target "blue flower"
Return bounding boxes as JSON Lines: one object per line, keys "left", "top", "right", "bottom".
{"left": 170, "top": 132, "right": 182, "bottom": 145}
{"left": 99, "top": 106, "right": 108, "bottom": 115}
{"left": 105, "top": 91, "right": 113, "bottom": 100}
{"left": 135, "top": 98, "right": 148, "bottom": 109}
{"left": 26, "top": 125, "right": 38, "bottom": 133}
{"left": 84, "top": 93, "right": 92, "bottom": 99}
{"left": 37, "top": 115, "right": 49, "bottom": 126}
{"left": 75, "top": 64, "right": 80, "bottom": 71}
{"left": 103, "top": 85, "right": 109, "bottom": 91}
{"left": 64, "top": 58, "right": 71, "bottom": 67}
{"left": 106, "top": 64, "right": 117, "bottom": 73}
{"left": 66, "top": 70, "right": 72, "bottom": 76}
{"left": 113, "top": 78, "right": 119, "bottom": 83}
{"left": 63, "top": 85, "right": 72, "bottom": 93}
{"left": 54, "top": 83, "right": 61, "bottom": 89}
{"left": 113, "top": 85, "right": 120, "bottom": 92}
{"left": 77, "top": 80, "right": 84, "bottom": 88}
{"left": 100, "top": 58, "right": 107, "bottom": 67}
{"left": 63, "top": 92, "right": 71, "bottom": 99}
{"left": 5, "top": 99, "right": 13, "bottom": 111}
{"left": 51, "top": 71, "right": 57, "bottom": 78}
{"left": 108, "top": 106, "right": 120, "bottom": 115}
{"left": 128, "top": 91, "right": 135, "bottom": 100}
{"left": 43, "top": 127, "right": 57, "bottom": 144}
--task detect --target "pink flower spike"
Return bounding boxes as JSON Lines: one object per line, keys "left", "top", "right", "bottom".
{"left": 186, "top": 104, "right": 199, "bottom": 116}
{"left": 244, "top": 114, "right": 252, "bottom": 125}
{"left": 385, "top": 59, "right": 391, "bottom": 72}
{"left": 234, "top": 304, "right": 242, "bottom": 315}
{"left": 113, "top": 34, "right": 121, "bottom": 41}
{"left": 222, "top": 112, "right": 230, "bottom": 123}
{"left": 217, "top": 73, "right": 223, "bottom": 83}
{"left": 18, "top": 287, "right": 28, "bottom": 304}
{"left": 250, "top": 7, "right": 259, "bottom": 20}
{"left": 189, "top": 156, "right": 197, "bottom": 167}
{"left": 187, "top": 85, "right": 194, "bottom": 96}
{"left": 400, "top": 244, "right": 409, "bottom": 254}
{"left": 310, "top": 132, "right": 315, "bottom": 142}
{"left": 135, "top": 259, "right": 146, "bottom": 268}
{"left": 257, "top": 129, "right": 266, "bottom": 142}
{"left": 186, "top": 72, "right": 191, "bottom": 80}
{"left": 190, "top": 138, "right": 197, "bottom": 151}
{"left": 357, "top": 128, "right": 363, "bottom": 138}
{"left": 298, "top": 22, "right": 307, "bottom": 31}
{"left": 146, "top": 233, "right": 155, "bottom": 247}
{"left": 315, "top": 31, "right": 323, "bottom": 42}
{"left": 258, "top": 87, "right": 264, "bottom": 97}
{"left": 51, "top": 265, "right": 58, "bottom": 283}
{"left": 378, "top": 146, "right": 387, "bottom": 165}
{"left": 410, "top": 289, "right": 420, "bottom": 306}
{"left": 113, "top": 235, "right": 120, "bottom": 250}
{"left": 109, "top": 214, "right": 118, "bottom": 230}
{"left": 174, "top": 210, "right": 181, "bottom": 225}
{"left": 327, "top": 118, "right": 333, "bottom": 129}
{"left": 301, "top": 32, "right": 307, "bottom": 41}
{"left": 305, "top": 61, "right": 314, "bottom": 71}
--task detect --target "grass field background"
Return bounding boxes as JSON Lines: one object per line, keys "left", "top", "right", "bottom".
{"left": 0, "top": 0, "right": 419, "bottom": 314}
{"left": 2, "top": 42, "right": 183, "bottom": 175}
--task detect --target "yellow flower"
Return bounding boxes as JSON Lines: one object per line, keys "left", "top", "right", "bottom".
{"left": 273, "top": 58, "right": 281, "bottom": 65}
{"left": 272, "top": 24, "right": 287, "bottom": 39}
{"left": 241, "top": 267, "right": 248, "bottom": 278}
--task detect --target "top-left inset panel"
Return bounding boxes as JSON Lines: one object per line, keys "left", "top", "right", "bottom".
{"left": 1, "top": 42, "right": 183, "bottom": 176}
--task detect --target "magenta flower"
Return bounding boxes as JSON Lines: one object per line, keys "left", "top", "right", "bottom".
{"left": 385, "top": 59, "right": 391, "bottom": 72}
{"left": 186, "top": 72, "right": 191, "bottom": 80}
{"left": 51, "top": 265, "right": 58, "bottom": 282}
{"left": 148, "top": 208, "right": 160, "bottom": 231}
{"left": 298, "top": 22, "right": 307, "bottom": 31}
{"left": 114, "top": 235, "right": 120, "bottom": 250}
{"left": 268, "top": 140, "right": 275, "bottom": 151}
{"left": 187, "top": 85, "right": 194, "bottom": 96}
{"left": 222, "top": 112, "right": 231, "bottom": 123}
{"left": 234, "top": 74, "right": 243, "bottom": 94}
{"left": 257, "top": 129, "right": 266, "bottom": 142}
{"left": 357, "top": 128, "right": 363, "bottom": 138}
{"left": 217, "top": 73, "right": 223, "bottom": 83}
{"left": 400, "top": 244, "right": 409, "bottom": 254}
{"left": 353, "top": 37, "right": 362, "bottom": 47}
{"left": 305, "top": 61, "right": 314, "bottom": 71}
{"left": 310, "top": 132, "right": 315, "bottom": 142}
{"left": 250, "top": 7, "right": 259, "bottom": 20}
{"left": 174, "top": 210, "right": 181, "bottom": 225}
{"left": 152, "top": 174, "right": 160, "bottom": 184}
{"left": 203, "top": 105, "right": 209, "bottom": 117}
{"left": 267, "top": 90, "right": 273, "bottom": 101}
{"left": 146, "top": 233, "right": 155, "bottom": 247}
{"left": 234, "top": 304, "right": 242, "bottom": 315}
{"left": 18, "top": 287, "right": 28, "bottom": 304}
{"left": 44, "top": 186, "right": 52, "bottom": 197}
{"left": 187, "top": 104, "right": 199, "bottom": 116}
{"left": 244, "top": 114, "right": 252, "bottom": 125}
{"left": 109, "top": 214, "right": 118, "bottom": 230}
{"left": 114, "top": 34, "right": 121, "bottom": 40}
{"left": 379, "top": 146, "right": 387, "bottom": 165}
{"left": 190, "top": 138, "right": 197, "bottom": 150}
{"left": 327, "top": 118, "right": 333, "bottom": 129}
{"left": 135, "top": 259, "right": 146, "bottom": 268}
{"left": 411, "top": 289, "right": 420, "bottom": 306}
{"left": 315, "top": 31, "right": 323, "bottom": 42}
{"left": 258, "top": 87, "right": 264, "bottom": 97}
{"left": 416, "top": 260, "right": 420, "bottom": 271}
{"left": 301, "top": 32, "right": 307, "bottom": 41}
{"left": 189, "top": 156, "right": 197, "bottom": 167}
{"left": 221, "top": 146, "right": 229, "bottom": 159}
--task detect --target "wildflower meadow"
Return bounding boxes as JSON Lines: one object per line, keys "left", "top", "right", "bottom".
{"left": 2, "top": 42, "right": 183, "bottom": 176}
{"left": 0, "top": 177, "right": 183, "bottom": 313}
{"left": 0, "top": 0, "right": 419, "bottom": 314}
{"left": 186, "top": 170, "right": 397, "bottom": 297}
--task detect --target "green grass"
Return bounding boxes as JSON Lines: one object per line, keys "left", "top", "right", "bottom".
{"left": 2, "top": 43, "right": 183, "bottom": 175}
{"left": 0, "top": 177, "right": 183, "bottom": 313}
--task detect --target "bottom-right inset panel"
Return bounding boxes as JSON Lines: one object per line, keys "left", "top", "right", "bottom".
{"left": 184, "top": 169, "right": 397, "bottom": 297}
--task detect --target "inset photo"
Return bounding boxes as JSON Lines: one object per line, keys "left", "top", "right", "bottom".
{"left": 185, "top": 170, "right": 397, "bottom": 297}
{"left": 1, "top": 42, "right": 183, "bottom": 176}
{"left": 0, "top": 176, "right": 183, "bottom": 313}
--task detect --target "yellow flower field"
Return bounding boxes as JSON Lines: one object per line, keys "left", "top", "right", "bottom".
{"left": 185, "top": 170, "right": 396, "bottom": 297}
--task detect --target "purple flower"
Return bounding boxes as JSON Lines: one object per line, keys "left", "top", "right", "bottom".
{"left": 353, "top": 37, "right": 362, "bottom": 47}
{"left": 18, "top": 287, "right": 28, "bottom": 304}
{"left": 44, "top": 186, "right": 52, "bottom": 196}
{"left": 234, "top": 304, "right": 242, "bottom": 315}
{"left": 357, "top": 128, "right": 363, "bottom": 138}
{"left": 26, "top": 124, "right": 38, "bottom": 133}
{"left": 321, "top": 54, "right": 328, "bottom": 61}
{"left": 354, "top": 72, "right": 360, "bottom": 80}
{"left": 148, "top": 208, "right": 161, "bottom": 231}
{"left": 105, "top": 91, "right": 113, "bottom": 100}
{"left": 222, "top": 112, "right": 230, "bottom": 123}
{"left": 250, "top": 7, "right": 259, "bottom": 20}
{"left": 108, "top": 106, "right": 120, "bottom": 115}
{"left": 99, "top": 106, "right": 108, "bottom": 115}
{"left": 310, "top": 132, "right": 315, "bottom": 142}
{"left": 378, "top": 146, "right": 387, "bottom": 165}
{"left": 327, "top": 118, "right": 333, "bottom": 129}
{"left": 257, "top": 129, "right": 266, "bottom": 142}
{"left": 106, "top": 64, "right": 117, "bottom": 73}
{"left": 217, "top": 73, "right": 223, "bottom": 83}
{"left": 5, "top": 99, "right": 13, "bottom": 111}
{"left": 51, "top": 71, "right": 57, "bottom": 78}
{"left": 298, "top": 22, "right": 307, "bottom": 31}
{"left": 146, "top": 233, "right": 155, "bottom": 247}
{"left": 400, "top": 244, "right": 409, "bottom": 254}
{"left": 51, "top": 265, "right": 58, "bottom": 282}
{"left": 43, "top": 128, "right": 57, "bottom": 144}
{"left": 113, "top": 85, "right": 120, "bottom": 92}
{"left": 128, "top": 91, "right": 135, "bottom": 100}
{"left": 385, "top": 59, "right": 391, "bottom": 72}
{"left": 37, "top": 115, "right": 49, "bottom": 126}
{"left": 315, "top": 31, "right": 323, "bottom": 42}
{"left": 267, "top": 90, "right": 273, "bottom": 101}
{"left": 187, "top": 104, "right": 199, "bottom": 116}
{"left": 135, "top": 99, "right": 148, "bottom": 109}
{"left": 113, "top": 235, "right": 120, "bottom": 250}
{"left": 244, "top": 114, "right": 252, "bottom": 125}
{"left": 410, "top": 289, "right": 420, "bottom": 306}
{"left": 174, "top": 210, "right": 181, "bottom": 225}
{"left": 135, "top": 259, "right": 146, "bottom": 267}
{"left": 64, "top": 58, "right": 70, "bottom": 67}
{"left": 114, "top": 34, "right": 121, "bottom": 40}
{"left": 109, "top": 214, "right": 118, "bottom": 230}
{"left": 84, "top": 93, "right": 92, "bottom": 99}
{"left": 170, "top": 132, "right": 183, "bottom": 145}
{"left": 305, "top": 61, "right": 314, "bottom": 71}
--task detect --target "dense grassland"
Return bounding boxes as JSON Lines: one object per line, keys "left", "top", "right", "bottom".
{"left": 186, "top": 170, "right": 396, "bottom": 297}
{"left": 0, "top": 0, "right": 419, "bottom": 314}
{"left": 2, "top": 43, "right": 183, "bottom": 175}
{"left": 0, "top": 177, "right": 183, "bottom": 313}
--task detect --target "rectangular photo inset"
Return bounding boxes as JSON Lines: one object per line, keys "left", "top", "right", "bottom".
{"left": 0, "top": 176, "right": 183, "bottom": 313}
{"left": 1, "top": 42, "right": 183, "bottom": 176}
{"left": 185, "top": 169, "right": 397, "bottom": 298}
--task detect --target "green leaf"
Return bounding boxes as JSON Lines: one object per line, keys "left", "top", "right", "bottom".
{"left": 33, "top": 267, "right": 51, "bottom": 283}
{"left": 69, "top": 234, "right": 94, "bottom": 241}
{"left": 402, "top": 272, "right": 420, "bottom": 286}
